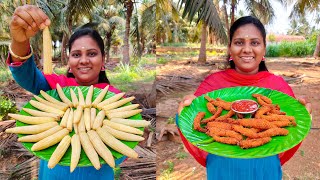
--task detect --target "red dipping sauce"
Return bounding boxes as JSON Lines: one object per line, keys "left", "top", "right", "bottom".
{"left": 231, "top": 99, "right": 258, "bottom": 113}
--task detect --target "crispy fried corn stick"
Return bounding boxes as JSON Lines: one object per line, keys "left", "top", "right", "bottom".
{"left": 239, "top": 137, "right": 272, "bottom": 149}
{"left": 232, "top": 125, "right": 259, "bottom": 139}
{"left": 202, "top": 107, "right": 223, "bottom": 124}
{"left": 212, "top": 135, "right": 239, "bottom": 145}
{"left": 215, "top": 110, "right": 235, "bottom": 121}
{"left": 238, "top": 119, "right": 276, "bottom": 129}
{"left": 206, "top": 121, "right": 232, "bottom": 130}
{"left": 193, "top": 112, "right": 207, "bottom": 133}
{"left": 206, "top": 102, "right": 216, "bottom": 114}
{"left": 207, "top": 127, "right": 242, "bottom": 141}
{"left": 258, "top": 128, "right": 289, "bottom": 138}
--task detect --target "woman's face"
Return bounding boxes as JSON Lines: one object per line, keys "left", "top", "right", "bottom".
{"left": 68, "top": 35, "right": 104, "bottom": 86}
{"left": 229, "top": 24, "right": 266, "bottom": 75}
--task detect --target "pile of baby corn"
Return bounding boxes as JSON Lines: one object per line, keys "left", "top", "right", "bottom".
{"left": 5, "top": 84, "right": 150, "bottom": 172}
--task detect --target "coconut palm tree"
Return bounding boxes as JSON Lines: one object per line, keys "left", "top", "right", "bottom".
{"left": 289, "top": 0, "right": 320, "bottom": 57}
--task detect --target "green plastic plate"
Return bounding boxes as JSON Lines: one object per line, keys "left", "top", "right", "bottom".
{"left": 16, "top": 86, "right": 143, "bottom": 166}
{"left": 179, "top": 86, "right": 311, "bottom": 158}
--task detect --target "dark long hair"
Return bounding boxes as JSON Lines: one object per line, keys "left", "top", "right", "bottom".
{"left": 66, "top": 27, "right": 110, "bottom": 84}
{"left": 228, "top": 16, "right": 268, "bottom": 72}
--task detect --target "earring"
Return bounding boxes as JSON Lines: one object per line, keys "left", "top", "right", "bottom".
{"left": 229, "top": 57, "right": 233, "bottom": 61}
{"left": 101, "top": 65, "right": 106, "bottom": 71}
{"left": 262, "top": 56, "right": 265, "bottom": 61}
{"left": 68, "top": 68, "right": 72, "bottom": 73}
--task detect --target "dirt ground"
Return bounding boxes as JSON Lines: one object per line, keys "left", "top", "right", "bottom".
{"left": 156, "top": 57, "right": 320, "bottom": 179}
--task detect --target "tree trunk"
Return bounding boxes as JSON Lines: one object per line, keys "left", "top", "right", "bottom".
{"left": 198, "top": 22, "right": 207, "bottom": 64}
{"left": 313, "top": 34, "right": 320, "bottom": 58}
{"left": 230, "top": 0, "right": 236, "bottom": 25}
{"left": 61, "top": 33, "right": 68, "bottom": 65}
{"left": 106, "top": 31, "right": 112, "bottom": 62}
{"left": 222, "top": 0, "right": 229, "bottom": 39}
{"left": 122, "top": 0, "right": 134, "bottom": 64}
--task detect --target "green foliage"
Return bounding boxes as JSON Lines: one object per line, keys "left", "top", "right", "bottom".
{"left": 53, "top": 66, "right": 68, "bottom": 75}
{"left": 157, "top": 57, "right": 169, "bottom": 64}
{"left": 107, "top": 61, "right": 155, "bottom": 92}
{"left": 167, "top": 117, "right": 175, "bottom": 124}
{"left": 268, "top": 34, "right": 276, "bottom": 42}
{"left": 161, "top": 42, "right": 187, "bottom": 47}
{"left": 0, "top": 67, "right": 11, "bottom": 83}
{"left": 0, "top": 95, "right": 17, "bottom": 121}
{"left": 113, "top": 166, "right": 121, "bottom": 180}
{"left": 175, "top": 151, "right": 188, "bottom": 160}
{"left": 266, "top": 41, "right": 316, "bottom": 57}
{"left": 266, "top": 44, "right": 280, "bottom": 57}
{"left": 161, "top": 161, "right": 175, "bottom": 179}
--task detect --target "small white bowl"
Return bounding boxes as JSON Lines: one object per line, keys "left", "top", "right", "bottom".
{"left": 231, "top": 99, "right": 259, "bottom": 116}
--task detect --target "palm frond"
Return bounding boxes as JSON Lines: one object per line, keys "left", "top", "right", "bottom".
{"left": 178, "top": 0, "right": 227, "bottom": 44}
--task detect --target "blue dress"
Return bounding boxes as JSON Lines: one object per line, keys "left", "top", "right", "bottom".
{"left": 39, "top": 157, "right": 126, "bottom": 180}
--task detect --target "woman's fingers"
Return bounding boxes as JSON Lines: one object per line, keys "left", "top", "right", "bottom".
{"left": 10, "top": 5, "right": 51, "bottom": 43}
{"left": 305, "top": 103, "right": 312, "bottom": 114}
{"left": 178, "top": 95, "right": 196, "bottom": 115}
{"left": 297, "top": 96, "right": 312, "bottom": 114}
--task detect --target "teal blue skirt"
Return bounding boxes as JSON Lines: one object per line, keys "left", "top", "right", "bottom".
{"left": 38, "top": 156, "right": 126, "bottom": 180}
{"left": 206, "top": 154, "right": 282, "bottom": 180}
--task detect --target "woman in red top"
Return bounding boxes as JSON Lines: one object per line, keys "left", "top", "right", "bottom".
{"left": 177, "top": 16, "right": 312, "bottom": 180}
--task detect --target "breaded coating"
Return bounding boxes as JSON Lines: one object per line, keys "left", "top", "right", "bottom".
{"left": 260, "top": 114, "right": 295, "bottom": 122}
{"left": 232, "top": 125, "right": 260, "bottom": 139}
{"left": 215, "top": 118, "right": 240, "bottom": 125}
{"left": 255, "top": 106, "right": 271, "bottom": 118}
{"left": 207, "top": 127, "right": 243, "bottom": 141}
{"left": 258, "top": 128, "right": 289, "bottom": 138}
{"left": 202, "top": 107, "right": 223, "bottom": 124}
{"left": 253, "top": 94, "right": 272, "bottom": 104}
{"left": 193, "top": 112, "right": 207, "bottom": 132}
{"left": 204, "top": 95, "right": 215, "bottom": 102}
{"left": 207, "top": 102, "right": 216, "bottom": 114}
{"left": 238, "top": 119, "right": 276, "bottom": 129}
{"left": 271, "top": 120, "right": 292, "bottom": 127}
{"left": 212, "top": 135, "right": 239, "bottom": 145}
{"left": 256, "top": 96, "right": 272, "bottom": 107}
{"left": 215, "top": 110, "right": 236, "bottom": 121}
{"left": 214, "top": 98, "right": 232, "bottom": 110}
{"left": 239, "top": 137, "right": 272, "bottom": 149}
{"left": 207, "top": 121, "right": 232, "bottom": 130}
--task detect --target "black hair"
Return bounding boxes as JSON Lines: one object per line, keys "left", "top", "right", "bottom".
{"left": 228, "top": 16, "right": 268, "bottom": 71}
{"left": 66, "top": 27, "right": 110, "bottom": 84}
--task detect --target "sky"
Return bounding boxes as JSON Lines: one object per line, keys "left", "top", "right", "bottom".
{"left": 236, "top": 0, "right": 291, "bottom": 34}
{"left": 236, "top": 0, "right": 319, "bottom": 35}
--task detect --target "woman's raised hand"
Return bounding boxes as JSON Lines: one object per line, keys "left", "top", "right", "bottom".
{"left": 178, "top": 94, "right": 196, "bottom": 115}
{"left": 10, "top": 5, "right": 51, "bottom": 43}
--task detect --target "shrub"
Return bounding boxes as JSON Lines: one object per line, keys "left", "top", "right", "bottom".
{"left": 0, "top": 95, "right": 17, "bottom": 121}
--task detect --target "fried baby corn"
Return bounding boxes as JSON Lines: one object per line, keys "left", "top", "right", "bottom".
{"left": 232, "top": 125, "right": 259, "bottom": 139}
{"left": 202, "top": 107, "right": 223, "bottom": 123}
{"left": 207, "top": 121, "right": 232, "bottom": 130}
{"left": 206, "top": 102, "right": 216, "bottom": 114}
{"left": 239, "top": 137, "right": 272, "bottom": 149}
{"left": 212, "top": 135, "right": 239, "bottom": 145}
{"left": 207, "top": 127, "right": 243, "bottom": 141}
{"left": 238, "top": 119, "right": 276, "bottom": 129}
{"left": 215, "top": 110, "right": 235, "bottom": 121}
{"left": 258, "top": 128, "right": 289, "bottom": 138}
{"left": 193, "top": 112, "right": 207, "bottom": 133}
